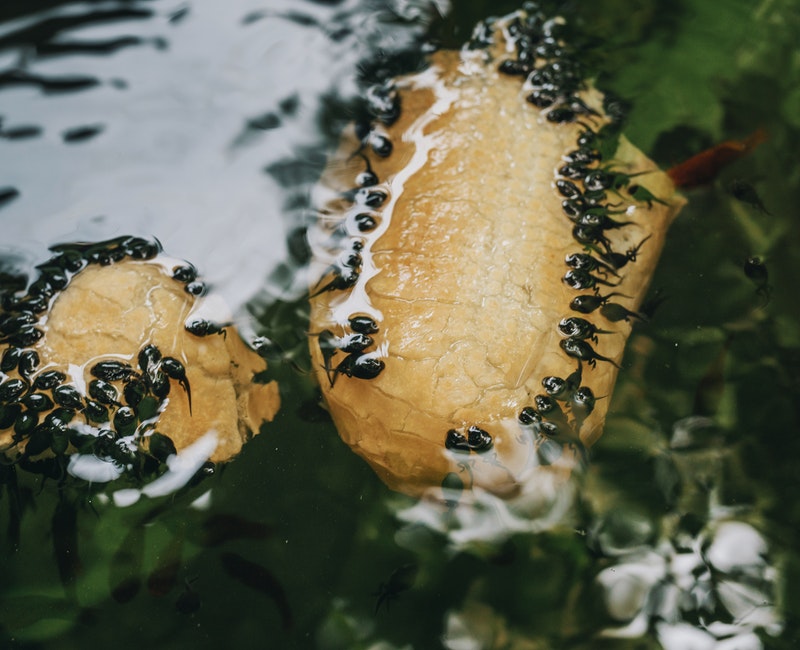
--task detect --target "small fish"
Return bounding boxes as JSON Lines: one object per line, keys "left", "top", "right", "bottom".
{"left": 743, "top": 256, "right": 771, "bottom": 305}
{"left": 175, "top": 578, "right": 201, "bottom": 615}
{"left": 220, "top": 553, "right": 292, "bottom": 629}
{"left": 729, "top": 179, "right": 771, "bottom": 214}
{"left": 373, "top": 564, "right": 418, "bottom": 614}
{"left": 693, "top": 335, "right": 733, "bottom": 416}
{"left": 168, "top": 5, "right": 190, "bottom": 24}
{"left": 0, "top": 186, "right": 20, "bottom": 210}
{"left": 51, "top": 495, "right": 82, "bottom": 597}
{"left": 110, "top": 526, "right": 145, "bottom": 603}
{"left": 62, "top": 124, "right": 105, "bottom": 143}
{"left": 667, "top": 128, "right": 766, "bottom": 188}
{"left": 199, "top": 513, "right": 273, "bottom": 547}
{"left": 0, "top": 124, "right": 42, "bottom": 140}
{"left": 147, "top": 535, "right": 184, "bottom": 597}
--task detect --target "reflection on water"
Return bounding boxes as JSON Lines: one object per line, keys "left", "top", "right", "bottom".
{"left": 598, "top": 519, "right": 779, "bottom": 648}
{"left": 2, "top": 0, "right": 800, "bottom": 648}
{"left": 0, "top": 0, "right": 438, "bottom": 311}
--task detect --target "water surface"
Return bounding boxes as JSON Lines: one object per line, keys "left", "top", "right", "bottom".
{"left": 1, "top": 0, "right": 799, "bottom": 648}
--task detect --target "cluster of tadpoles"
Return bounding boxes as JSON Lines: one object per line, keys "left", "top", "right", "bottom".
{"left": 312, "top": 81, "right": 399, "bottom": 295}
{"left": 484, "top": 6, "right": 596, "bottom": 126}
{"left": 1, "top": 344, "right": 189, "bottom": 473}
{"left": 439, "top": 8, "right": 613, "bottom": 456}
{"left": 310, "top": 171, "right": 386, "bottom": 298}
{"left": 548, "top": 128, "right": 652, "bottom": 377}
{"left": 0, "top": 236, "right": 212, "bottom": 482}
{"left": 481, "top": 5, "right": 659, "bottom": 451}
{"left": 417, "top": 8, "right": 607, "bottom": 453}
{"left": 309, "top": 81, "right": 403, "bottom": 384}
{"left": 313, "top": 315, "right": 384, "bottom": 387}
{"left": 1, "top": 236, "right": 160, "bottom": 350}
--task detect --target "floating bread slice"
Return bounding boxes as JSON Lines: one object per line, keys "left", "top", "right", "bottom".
{"left": 0, "top": 256, "right": 280, "bottom": 471}
{"left": 309, "top": 28, "right": 684, "bottom": 499}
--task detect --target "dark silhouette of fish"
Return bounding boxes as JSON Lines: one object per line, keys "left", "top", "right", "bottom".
{"left": 220, "top": 552, "right": 292, "bottom": 630}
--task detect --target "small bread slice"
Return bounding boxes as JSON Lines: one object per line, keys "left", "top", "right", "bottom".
{"left": 1, "top": 255, "right": 280, "bottom": 469}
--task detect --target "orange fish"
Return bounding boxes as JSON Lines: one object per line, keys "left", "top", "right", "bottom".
{"left": 667, "top": 128, "right": 767, "bottom": 189}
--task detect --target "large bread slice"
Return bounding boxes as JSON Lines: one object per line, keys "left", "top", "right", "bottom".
{"left": 309, "top": 16, "right": 684, "bottom": 499}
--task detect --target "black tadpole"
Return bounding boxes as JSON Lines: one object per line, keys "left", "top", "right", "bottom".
{"left": 729, "top": 179, "right": 771, "bottom": 215}
{"left": 570, "top": 386, "right": 598, "bottom": 429}
{"left": 599, "top": 235, "right": 652, "bottom": 270}
{"left": 316, "top": 330, "right": 340, "bottom": 386}
{"left": 369, "top": 133, "right": 392, "bottom": 157}
{"left": 220, "top": 553, "right": 292, "bottom": 630}
{"left": 743, "top": 256, "right": 772, "bottom": 304}
{"left": 353, "top": 153, "right": 379, "bottom": 187}
{"left": 51, "top": 493, "right": 81, "bottom": 597}
{"left": 162, "top": 357, "right": 192, "bottom": 415}
{"left": 562, "top": 269, "right": 619, "bottom": 292}
{"left": 744, "top": 256, "right": 768, "bottom": 284}
{"left": 541, "top": 375, "right": 571, "bottom": 400}
{"left": 534, "top": 394, "right": 568, "bottom": 425}
{"left": 0, "top": 312, "right": 36, "bottom": 336}
{"left": 565, "top": 252, "right": 619, "bottom": 278}
{"left": 185, "top": 318, "right": 229, "bottom": 338}
{"left": 331, "top": 353, "right": 384, "bottom": 387}
{"left": 88, "top": 379, "right": 119, "bottom": 406}
{"left": 138, "top": 344, "right": 162, "bottom": 374}
{"left": 541, "top": 363, "right": 584, "bottom": 401}
{"left": 348, "top": 315, "right": 379, "bottom": 334}
{"left": 309, "top": 266, "right": 359, "bottom": 298}
{"left": 578, "top": 210, "right": 634, "bottom": 231}
{"left": 445, "top": 426, "right": 493, "bottom": 453}
{"left": 315, "top": 330, "right": 374, "bottom": 386}
{"left": 373, "top": 564, "right": 418, "bottom": 614}
{"left": 1, "top": 347, "right": 21, "bottom": 373}
{"left": 18, "top": 350, "right": 40, "bottom": 379}
{"left": 558, "top": 316, "right": 613, "bottom": 342}
{"left": 572, "top": 224, "right": 613, "bottom": 252}
{"left": 570, "top": 291, "right": 629, "bottom": 314}
{"left": 91, "top": 360, "right": 135, "bottom": 382}
{"left": 560, "top": 338, "right": 620, "bottom": 368}
{"left": 599, "top": 302, "right": 647, "bottom": 323}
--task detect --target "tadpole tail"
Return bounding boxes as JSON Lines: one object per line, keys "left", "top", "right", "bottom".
{"left": 179, "top": 378, "right": 192, "bottom": 415}
{"left": 308, "top": 272, "right": 350, "bottom": 298}
{"left": 321, "top": 363, "right": 337, "bottom": 388}
{"left": 597, "top": 353, "right": 621, "bottom": 369}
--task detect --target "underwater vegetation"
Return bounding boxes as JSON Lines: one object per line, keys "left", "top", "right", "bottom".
{"left": 0, "top": 0, "right": 799, "bottom": 648}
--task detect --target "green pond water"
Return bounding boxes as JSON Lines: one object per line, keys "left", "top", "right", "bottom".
{"left": 1, "top": 0, "right": 799, "bottom": 648}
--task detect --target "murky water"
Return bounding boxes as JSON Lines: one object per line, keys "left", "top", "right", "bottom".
{"left": 2, "top": 0, "right": 800, "bottom": 648}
